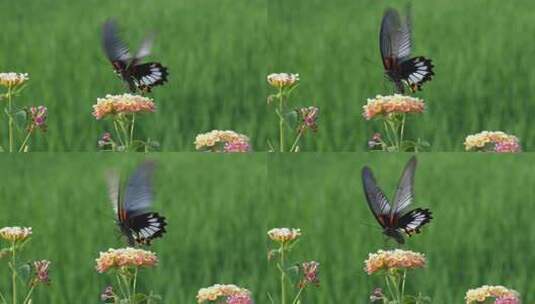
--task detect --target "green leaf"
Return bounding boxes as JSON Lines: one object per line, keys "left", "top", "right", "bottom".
{"left": 285, "top": 110, "right": 299, "bottom": 129}
{"left": 14, "top": 109, "right": 28, "bottom": 129}
{"left": 18, "top": 263, "right": 32, "bottom": 284}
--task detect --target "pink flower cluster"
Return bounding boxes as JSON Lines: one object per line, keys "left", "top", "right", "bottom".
{"left": 95, "top": 247, "right": 158, "bottom": 273}
{"left": 196, "top": 284, "right": 252, "bottom": 303}
{"left": 363, "top": 94, "right": 425, "bottom": 120}
{"left": 464, "top": 131, "right": 521, "bottom": 153}
{"left": 29, "top": 105, "right": 48, "bottom": 131}
{"left": 92, "top": 94, "right": 156, "bottom": 120}
{"left": 364, "top": 249, "right": 426, "bottom": 275}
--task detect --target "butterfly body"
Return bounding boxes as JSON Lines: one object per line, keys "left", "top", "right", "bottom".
{"left": 102, "top": 19, "right": 169, "bottom": 93}
{"left": 361, "top": 157, "right": 432, "bottom": 244}
{"left": 107, "top": 161, "right": 167, "bottom": 247}
{"left": 380, "top": 8, "right": 434, "bottom": 93}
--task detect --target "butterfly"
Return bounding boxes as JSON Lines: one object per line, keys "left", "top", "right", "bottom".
{"left": 102, "top": 19, "right": 169, "bottom": 93}
{"left": 361, "top": 156, "right": 432, "bottom": 244}
{"left": 106, "top": 160, "right": 167, "bottom": 246}
{"left": 380, "top": 7, "right": 434, "bottom": 93}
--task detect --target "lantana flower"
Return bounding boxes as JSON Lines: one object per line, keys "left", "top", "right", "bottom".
{"left": 95, "top": 247, "right": 158, "bottom": 273}
{"left": 0, "top": 72, "right": 29, "bottom": 88}
{"left": 465, "top": 285, "right": 520, "bottom": 303}
{"left": 196, "top": 284, "right": 252, "bottom": 303}
{"left": 363, "top": 94, "right": 425, "bottom": 120}
{"left": 364, "top": 249, "right": 426, "bottom": 275}
{"left": 31, "top": 260, "right": 51, "bottom": 286}
{"left": 92, "top": 94, "right": 156, "bottom": 120}
{"left": 267, "top": 73, "right": 299, "bottom": 89}
{"left": 28, "top": 105, "right": 48, "bottom": 132}
{"left": 464, "top": 131, "right": 521, "bottom": 152}
{"left": 194, "top": 130, "right": 251, "bottom": 152}
{"left": 297, "top": 106, "right": 319, "bottom": 133}
{"left": 298, "top": 261, "right": 320, "bottom": 288}
{"left": 267, "top": 228, "right": 301, "bottom": 244}
{"left": 0, "top": 226, "right": 32, "bottom": 242}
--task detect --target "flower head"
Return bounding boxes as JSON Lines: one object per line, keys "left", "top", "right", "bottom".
{"left": 370, "top": 288, "right": 385, "bottom": 302}
{"left": 297, "top": 106, "right": 319, "bottom": 133}
{"left": 464, "top": 131, "right": 521, "bottom": 152}
{"left": 195, "top": 130, "right": 251, "bottom": 152}
{"left": 465, "top": 285, "right": 520, "bottom": 303}
{"left": 28, "top": 106, "right": 48, "bottom": 132}
{"left": 0, "top": 72, "right": 29, "bottom": 88}
{"left": 267, "top": 228, "right": 301, "bottom": 244}
{"left": 267, "top": 73, "right": 299, "bottom": 89}
{"left": 95, "top": 247, "right": 158, "bottom": 273}
{"left": 196, "top": 284, "right": 251, "bottom": 303}
{"left": 368, "top": 133, "right": 383, "bottom": 149}
{"left": 364, "top": 249, "right": 426, "bottom": 275}
{"left": 0, "top": 226, "right": 32, "bottom": 242}
{"left": 298, "top": 261, "right": 320, "bottom": 288}
{"left": 32, "top": 260, "right": 51, "bottom": 286}
{"left": 363, "top": 94, "right": 425, "bottom": 120}
{"left": 98, "top": 132, "right": 113, "bottom": 148}
{"left": 100, "top": 286, "right": 115, "bottom": 302}
{"left": 92, "top": 94, "right": 155, "bottom": 120}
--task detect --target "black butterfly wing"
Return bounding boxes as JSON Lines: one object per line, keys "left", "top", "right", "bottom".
{"left": 130, "top": 62, "right": 169, "bottom": 92}
{"left": 380, "top": 9, "right": 411, "bottom": 70}
{"left": 102, "top": 19, "right": 132, "bottom": 68}
{"left": 399, "top": 57, "right": 434, "bottom": 92}
{"left": 134, "top": 33, "right": 154, "bottom": 61}
{"left": 397, "top": 208, "right": 432, "bottom": 235}
{"left": 126, "top": 212, "right": 167, "bottom": 245}
{"left": 105, "top": 169, "right": 121, "bottom": 217}
{"left": 124, "top": 160, "right": 156, "bottom": 217}
{"left": 391, "top": 156, "right": 417, "bottom": 216}
{"left": 362, "top": 166, "right": 393, "bottom": 229}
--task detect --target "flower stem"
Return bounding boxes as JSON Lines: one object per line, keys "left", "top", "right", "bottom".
{"left": 130, "top": 113, "right": 136, "bottom": 148}
{"left": 11, "top": 241, "right": 17, "bottom": 304}
{"left": 290, "top": 287, "right": 305, "bottom": 304}
{"left": 383, "top": 120, "right": 395, "bottom": 150}
{"left": 400, "top": 114, "right": 406, "bottom": 146}
{"left": 119, "top": 120, "right": 130, "bottom": 151}
{"left": 18, "top": 128, "right": 33, "bottom": 152}
{"left": 7, "top": 86, "right": 13, "bottom": 152}
{"left": 113, "top": 120, "right": 125, "bottom": 148}
{"left": 400, "top": 270, "right": 407, "bottom": 302}
{"left": 387, "top": 119, "right": 400, "bottom": 151}
{"left": 384, "top": 274, "right": 396, "bottom": 302}
{"left": 0, "top": 289, "right": 7, "bottom": 304}
{"left": 388, "top": 273, "right": 401, "bottom": 303}
{"left": 115, "top": 273, "right": 128, "bottom": 300}
{"left": 120, "top": 273, "right": 132, "bottom": 303}
{"left": 280, "top": 244, "right": 286, "bottom": 304}
{"left": 132, "top": 267, "right": 138, "bottom": 303}
{"left": 21, "top": 286, "right": 35, "bottom": 304}
{"left": 278, "top": 89, "right": 285, "bottom": 152}
{"left": 290, "top": 130, "right": 304, "bottom": 152}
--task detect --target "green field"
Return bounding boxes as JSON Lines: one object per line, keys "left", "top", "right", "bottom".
{"left": 0, "top": 154, "right": 532, "bottom": 302}
{"left": 2, "top": 0, "right": 535, "bottom": 151}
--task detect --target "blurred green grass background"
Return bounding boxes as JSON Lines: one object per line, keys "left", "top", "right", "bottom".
{"left": 0, "top": 153, "right": 533, "bottom": 302}
{"left": 2, "top": 0, "right": 535, "bottom": 151}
